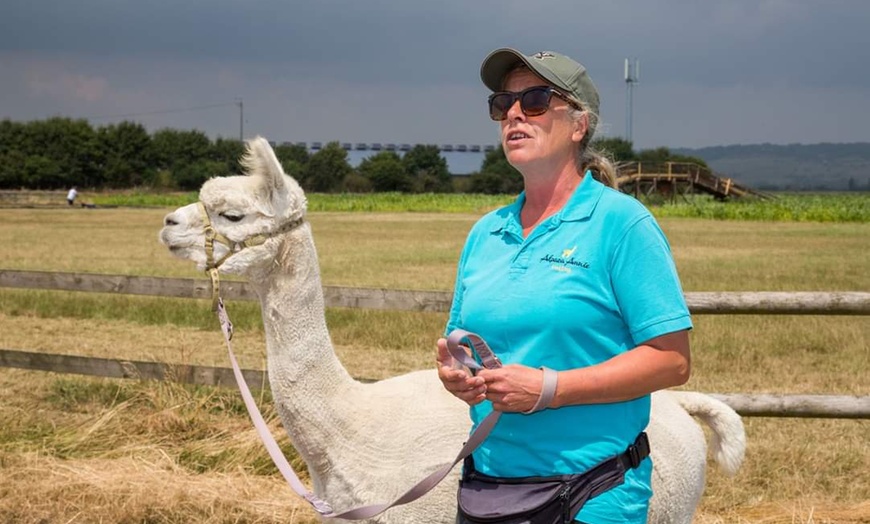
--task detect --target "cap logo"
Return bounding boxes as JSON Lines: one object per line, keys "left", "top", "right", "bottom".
{"left": 532, "top": 52, "right": 555, "bottom": 60}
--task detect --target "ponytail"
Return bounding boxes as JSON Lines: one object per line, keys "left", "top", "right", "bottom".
{"left": 571, "top": 109, "right": 618, "bottom": 188}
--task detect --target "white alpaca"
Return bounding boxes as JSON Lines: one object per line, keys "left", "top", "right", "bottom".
{"left": 159, "top": 137, "right": 745, "bottom": 524}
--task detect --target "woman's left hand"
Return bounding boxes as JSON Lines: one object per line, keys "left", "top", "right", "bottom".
{"left": 478, "top": 365, "right": 549, "bottom": 413}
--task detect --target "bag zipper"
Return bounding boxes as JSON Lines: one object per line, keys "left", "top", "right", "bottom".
{"left": 560, "top": 483, "right": 571, "bottom": 523}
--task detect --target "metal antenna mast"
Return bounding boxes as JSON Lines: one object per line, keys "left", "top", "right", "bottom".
{"left": 236, "top": 97, "right": 244, "bottom": 141}
{"left": 624, "top": 58, "right": 640, "bottom": 143}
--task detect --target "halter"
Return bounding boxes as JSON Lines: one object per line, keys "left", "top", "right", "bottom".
{"left": 197, "top": 201, "right": 304, "bottom": 311}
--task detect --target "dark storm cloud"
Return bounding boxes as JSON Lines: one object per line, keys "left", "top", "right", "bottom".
{"left": 2, "top": 1, "right": 493, "bottom": 84}
{"left": 6, "top": 0, "right": 868, "bottom": 87}
{"left": 2, "top": 0, "right": 869, "bottom": 148}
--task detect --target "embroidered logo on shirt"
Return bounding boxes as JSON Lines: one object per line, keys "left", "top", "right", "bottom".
{"left": 540, "top": 246, "right": 589, "bottom": 274}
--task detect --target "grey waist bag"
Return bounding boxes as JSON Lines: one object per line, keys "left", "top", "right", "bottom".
{"left": 457, "top": 432, "right": 650, "bottom": 524}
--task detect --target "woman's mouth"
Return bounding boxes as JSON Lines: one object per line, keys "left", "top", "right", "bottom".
{"left": 506, "top": 132, "right": 531, "bottom": 142}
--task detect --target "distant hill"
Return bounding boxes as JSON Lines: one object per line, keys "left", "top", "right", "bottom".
{"left": 673, "top": 143, "right": 870, "bottom": 191}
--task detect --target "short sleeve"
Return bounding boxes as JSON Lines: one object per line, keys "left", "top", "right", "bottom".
{"left": 609, "top": 215, "right": 692, "bottom": 344}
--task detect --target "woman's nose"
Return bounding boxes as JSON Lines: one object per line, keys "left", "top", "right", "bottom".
{"left": 506, "top": 98, "right": 525, "bottom": 121}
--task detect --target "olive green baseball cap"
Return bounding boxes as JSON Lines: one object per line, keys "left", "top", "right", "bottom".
{"left": 480, "top": 48, "right": 600, "bottom": 133}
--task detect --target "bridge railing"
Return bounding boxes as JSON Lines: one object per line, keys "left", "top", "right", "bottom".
{"left": 615, "top": 161, "right": 771, "bottom": 199}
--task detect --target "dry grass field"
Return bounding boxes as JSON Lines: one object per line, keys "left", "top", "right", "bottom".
{"left": 0, "top": 207, "right": 868, "bottom": 523}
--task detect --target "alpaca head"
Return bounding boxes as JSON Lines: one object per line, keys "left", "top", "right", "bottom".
{"left": 159, "top": 136, "right": 307, "bottom": 276}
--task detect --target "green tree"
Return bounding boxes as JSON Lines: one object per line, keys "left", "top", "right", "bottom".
{"left": 343, "top": 172, "right": 373, "bottom": 193}
{"left": 96, "top": 121, "right": 154, "bottom": 188}
{"left": 19, "top": 117, "right": 103, "bottom": 189}
{"left": 0, "top": 120, "right": 29, "bottom": 188}
{"left": 636, "top": 146, "right": 708, "bottom": 168}
{"left": 22, "top": 155, "right": 63, "bottom": 189}
{"left": 151, "top": 129, "right": 212, "bottom": 171}
{"left": 592, "top": 137, "right": 636, "bottom": 162}
{"left": 273, "top": 142, "right": 310, "bottom": 183}
{"left": 358, "top": 151, "right": 412, "bottom": 192}
{"left": 274, "top": 142, "right": 310, "bottom": 166}
{"left": 0, "top": 119, "right": 26, "bottom": 156}
{"left": 636, "top": 146, "right": 672, "bottom": 163}
{"left": 174, "top": 160, "right": 228, "bottom": 191}
{"left": 151, "top": 129, "right": 215, "bottom": 189}
{"left": 668, "top": 153, "right": 708, "bottom": 168}
{"left": 469, "top": 146, "right": 523, "bottom": 194}
{"left": 211, "top": 138, "right": 245, "bottom": 176}
{"left": 304, "top": 141, "right": 352, "bottom": 192}
{"left": 402, "top": 145, "right": 451, "bottom": 192}
{"left": 0, "top": 150, "right": 27, "bottom": 188}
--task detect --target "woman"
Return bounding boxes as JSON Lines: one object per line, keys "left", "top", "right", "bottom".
{"left": 437, "top": 48, "right": 693, "bottom": 523}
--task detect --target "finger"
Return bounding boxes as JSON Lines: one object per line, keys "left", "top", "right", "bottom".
{"left": 441, "top": 369, "right": 486, "bottom": 391}
{"left": 487, "top": 397, "right": 512, "bottom": 412}
{"left": 456, "top": 386, "right": 488, "bottom": 406}
{"left": 438, "top": 366, "right": 467, "bottom": 383}
{"left": 477, "top": 369, "right": 502, "bottom": 389}
{"left": 466, "top": 392, "right": 487, "bottom": 406}
{"left": 440, "top": 369, "right": 485, "bottom": 391}
{"left": 435, "top": 338, "right": 454, "bottom": 367}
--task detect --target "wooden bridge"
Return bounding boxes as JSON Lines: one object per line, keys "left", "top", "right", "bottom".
{"left": 616, "top": 162, "right": 772, "bottom": 201}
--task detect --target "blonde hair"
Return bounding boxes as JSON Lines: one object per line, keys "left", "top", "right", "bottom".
{"left": 569, "top": 107, "right": 617, "bottom": 188}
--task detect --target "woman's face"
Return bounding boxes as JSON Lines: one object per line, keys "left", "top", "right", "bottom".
{"left": 499, "top": 68, "right": 586, "bottom": 174}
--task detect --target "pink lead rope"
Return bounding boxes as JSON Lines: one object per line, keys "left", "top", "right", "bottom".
{"left": 216, "top": 299, "right": 555, "bottom": 519}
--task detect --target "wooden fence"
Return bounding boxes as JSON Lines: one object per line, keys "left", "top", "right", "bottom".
{"left": 2, "top": 269, "right": 869, "bottom": 419}
{"left": 2, "top": 348, "right": 867, "bottom": 419}
{"left": 3, "top": 269, "right": 869, "bottom": 315}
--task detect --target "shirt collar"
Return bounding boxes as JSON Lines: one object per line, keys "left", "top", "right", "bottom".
{"left": 491, "top": 171, "right": 605, "bottom": 235}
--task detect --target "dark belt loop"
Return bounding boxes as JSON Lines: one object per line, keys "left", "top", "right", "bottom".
{"left": 627, "top": 444, "right": 641, "bottom": 469}
{"left": 626, "top": 432, "right": 650, "bottom": 469}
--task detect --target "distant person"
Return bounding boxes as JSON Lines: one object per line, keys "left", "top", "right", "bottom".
{"left": 436, "top": 47, "right": 692, "bottom": 523}
{"left": 67, "top": 187, "right": 77, "bottom": 206}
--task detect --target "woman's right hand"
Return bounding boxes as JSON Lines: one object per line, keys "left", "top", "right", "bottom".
{"left": 436, "top": 337, "right": 487, "bottom": 406}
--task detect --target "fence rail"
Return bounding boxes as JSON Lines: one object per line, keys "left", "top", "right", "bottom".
{"left": 708, "top": 393, "right": 870, "bottom": 419}
{"left": 2, "top": 270, "right": 869, "bottom": 315}
{"left": 2, "top": 269, "right": 868, "bottom": 420}
{"left": 2, "top": 349, "right": 867, "bottom": 419}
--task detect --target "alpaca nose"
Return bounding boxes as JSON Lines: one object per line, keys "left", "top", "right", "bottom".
{"left": 164, "top": 213, "right": 179, "bottom": 227}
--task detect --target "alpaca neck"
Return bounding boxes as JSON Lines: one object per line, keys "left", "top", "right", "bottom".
{"left": 250, "top": 225, "right": 359, "bottom": 473}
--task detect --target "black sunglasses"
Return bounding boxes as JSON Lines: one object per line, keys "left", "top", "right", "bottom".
{"left": 487, "top": 86, "right": 579, "bottom": 121}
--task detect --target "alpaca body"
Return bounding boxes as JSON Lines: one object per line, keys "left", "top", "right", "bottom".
{"left": 159, "top": 137, "right": 745, "bottom": 523}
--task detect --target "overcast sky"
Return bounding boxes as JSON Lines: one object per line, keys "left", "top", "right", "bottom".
{"left": 2, "top": 0, "right": 869, "bottom": 151}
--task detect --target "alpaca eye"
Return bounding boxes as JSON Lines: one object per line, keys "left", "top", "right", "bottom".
{"left": 220, "top": 213, "right": 244, "bottom": 222}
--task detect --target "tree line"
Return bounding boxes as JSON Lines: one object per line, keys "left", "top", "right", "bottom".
{"left": 0, "top": 117, "right": 704, "bottom": 194}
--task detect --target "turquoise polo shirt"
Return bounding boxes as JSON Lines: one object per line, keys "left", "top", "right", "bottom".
{"left": 446, "top": 173, "right": 692, "bottom": 524}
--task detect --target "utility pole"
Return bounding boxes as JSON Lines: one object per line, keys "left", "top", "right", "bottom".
{"left": 624, "top": 58, "right": 639, "bottom": 143}
{"left": 236, "top": 97, "right": 244, "bottom": 141}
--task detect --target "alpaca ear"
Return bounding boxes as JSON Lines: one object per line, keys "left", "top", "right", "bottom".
{"left": 242, "top": 136, "right": 287, "bottom": 198}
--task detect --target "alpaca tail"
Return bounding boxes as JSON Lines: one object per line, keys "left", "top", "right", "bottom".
{"left": 671, "top": 391, "right": 746, "bottom": 476}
